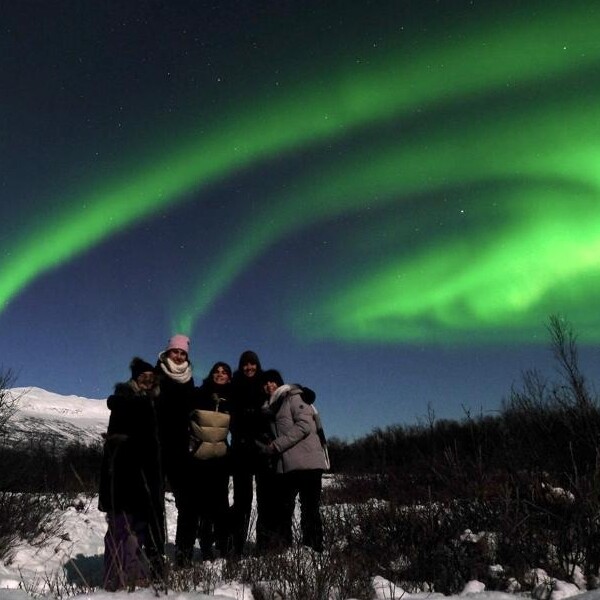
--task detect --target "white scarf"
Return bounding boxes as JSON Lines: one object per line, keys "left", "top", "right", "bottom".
{"left": 160, "top": 356, "right": 192, "bottom": 384}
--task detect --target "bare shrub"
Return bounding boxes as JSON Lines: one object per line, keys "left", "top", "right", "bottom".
{"left": 0, "top": 368, "right": 20, "bottom": 443}
{"left": 0, "top": 492, "right": 65, "bottom": 563}
{"left": 0, "top": 440, "right": 103, "bottom": 494}
{"left": 500, "top": 316, "right": 600, "bottom": 585}
{"left": 325, "top": 315, "right": 600, "bottom": 592}
{"left": 166, "top": 560, "right": 224, "bottom": 595}
{"left": 223, "top": 535, "right": 373, "bottom": 600}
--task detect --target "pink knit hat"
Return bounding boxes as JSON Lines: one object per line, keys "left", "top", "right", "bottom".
{"left": 166, "top": 334, "right": 190, "bottom": 354}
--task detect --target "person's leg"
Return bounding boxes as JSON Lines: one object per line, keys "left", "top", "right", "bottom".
{"left": 173, "top": 483, "right": 199, "bottom": 566}
{"left": 298, "top": 470, "right": 324, "bottom": 552}
{"left": 255, "top": 467, "right": 280, "bottom": 552}
{"left": 103, "top": 513, "right": 125, "bottom": 591}
{"left": 276, "top": 472, "right": 298, "bottom": 549}
{"left": 254, "top": 466, "right": 267, "bottom": 551}
{"left": 198, "top": 517, "right": 215, "bottom": 561}
{"left": 232, "top": 467, "right": 253, "bottom": 554}
{"left": 104, "top": 513, "right": 144, "bottom": 590}
{"left": 129, "top": 514, "right": 150, "bottom": 585}
{"left": 144, "top": 496, "right": 166, "bottom": 580}
{"left": 213, "top": 467, "right": 232, "bottom": 556}
{"left": 197, "top": 465, "right": 216, "bottom": 561}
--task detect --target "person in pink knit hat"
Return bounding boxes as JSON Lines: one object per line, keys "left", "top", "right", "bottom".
{"left": 155, "top": 334, "right": 196, "bottom": 567}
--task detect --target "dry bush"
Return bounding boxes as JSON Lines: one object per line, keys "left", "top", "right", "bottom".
{"left": 0, "top": 441, "right": 103, "bottom": 494}
{"left": 326, "top": 316, "right": 600, "bottom": 592}
{"left": 0, "top": 492, "right": 65, "bottom": 563}
{"left": 223, "top": 534, "right": 373, "bottom": 600}
{"left": 166, "top": 559, "right": 224, "bottom": 595}
{"left": 0, "top": 369, "right": 68, "bottom": 564}
{"left": 0, "top": 368, "right": 20, "bottom": 447}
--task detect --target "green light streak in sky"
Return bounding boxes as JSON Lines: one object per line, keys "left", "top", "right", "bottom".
{"left": 303, "top": 196, "right": 600, "bottom": 343}
{"left": 173, "top": 91, "right": 600, "bottom": 340}
{"left": 1, "top": 1, "right": 599, "bottom": 320}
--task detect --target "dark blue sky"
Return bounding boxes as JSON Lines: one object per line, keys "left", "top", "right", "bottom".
{"left": 2, "top": 0, "right": 600, "bottom": 439}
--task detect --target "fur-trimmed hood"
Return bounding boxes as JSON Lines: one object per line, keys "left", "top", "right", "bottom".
{"left": 107, "top": 380, "right": 158, "bottom": 410}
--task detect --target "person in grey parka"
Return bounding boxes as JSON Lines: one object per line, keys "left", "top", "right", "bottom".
{"left": 259, "top": 369, "right": 329, "bottom": 552}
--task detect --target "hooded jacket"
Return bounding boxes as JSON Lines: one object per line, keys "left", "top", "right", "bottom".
{"left": 98, "top": 380, "right": 163, "bottom": 517}
{"left": 263, "top": 384, "right": 329, "bottom": 474}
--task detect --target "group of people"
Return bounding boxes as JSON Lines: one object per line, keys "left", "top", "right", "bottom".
{"left": 98, "top": 335, "right": 329, "bottom": 590}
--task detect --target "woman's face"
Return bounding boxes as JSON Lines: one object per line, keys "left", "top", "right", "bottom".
{"left": 263, "top": 380, "right": 279, "bottom": 396}
{"left": 212, "top": 365, "right": 231, "bottom": 385}
{"left": 167, "top": 348, "right": 188, "bottom": 365}
{"left": 242, "top": 362, "right": 258, "bottom": 378}
{"left": 136, "top": 372, "right": 156, "bottom": 391}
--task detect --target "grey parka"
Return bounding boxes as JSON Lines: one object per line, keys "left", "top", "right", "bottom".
{"left": 264, "top": 384, "right": 329, "bottom": 474}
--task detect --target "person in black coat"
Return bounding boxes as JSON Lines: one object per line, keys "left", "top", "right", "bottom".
{"left": 99, "top": 357, "right": 165, "bottom": 590}
{"left": 230, "top": 350, "right": 276, "bottom": 554}
{"left": 154, "top": 334, "right": 196, "bottom": 567}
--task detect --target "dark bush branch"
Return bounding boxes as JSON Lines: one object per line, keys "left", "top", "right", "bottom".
{"left": 548, "top": 314, "right": 593, "bottom": 408}
{"left": 0, "top": 367, "right": 19, "bottom": 437}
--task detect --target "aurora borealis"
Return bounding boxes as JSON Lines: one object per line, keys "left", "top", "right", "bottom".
{"left": 2, "top": 0, "right": 600, "bottom": 437}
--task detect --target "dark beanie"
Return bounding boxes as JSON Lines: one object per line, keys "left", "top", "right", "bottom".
{"left": 262, "top": 369, "right": 284, "bottom": 387}
{"left": 238, "top": 350, "right": 262, "bottom": 371}
{"left": 130, "top": 357, "right": 155, "bottom": 381}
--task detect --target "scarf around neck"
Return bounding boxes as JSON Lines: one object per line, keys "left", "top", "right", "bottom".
{"left": 160, "top": 356, "right": 192, "bottom": 384}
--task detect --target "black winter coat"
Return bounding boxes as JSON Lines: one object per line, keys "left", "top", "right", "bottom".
{"left": 155, "top": 372, "right": 195, "bottom": 490}
{"left": 230, "top": 373, "right": 270, "bottom": 466}
{"left": 98, "top": 381, "right": 163, "bottom": 519}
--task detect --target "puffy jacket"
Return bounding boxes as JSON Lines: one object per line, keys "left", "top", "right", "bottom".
{"left": 190, "top": 381, "right": 232, "bottom": 460}
{"left": 264, "top": 384, "right": 329, "bottom": 474}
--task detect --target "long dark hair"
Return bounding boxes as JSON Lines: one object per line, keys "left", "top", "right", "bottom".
{"left": 203, "top": 361, "right": 232, "bottom": 386}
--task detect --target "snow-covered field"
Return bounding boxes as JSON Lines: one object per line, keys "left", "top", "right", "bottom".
{"left": 2, "top": 492, "right": 600, "bottom": 600}
{"left": 2, "top": 388, "right": 600, "bottom": 600}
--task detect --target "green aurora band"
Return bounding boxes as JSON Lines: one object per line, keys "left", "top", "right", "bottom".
{"left": 3, "top": 1, "right": 600, "bottom": 344}
{"left": 297, "top": 195, "right": 600, "bottom": 343}
{"left": 173, "top": 93, "right": 600, "bottom": 340}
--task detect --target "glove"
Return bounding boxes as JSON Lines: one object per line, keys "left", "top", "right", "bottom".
{"left": 255, "top": 440, "right": 277, "bottom": 455}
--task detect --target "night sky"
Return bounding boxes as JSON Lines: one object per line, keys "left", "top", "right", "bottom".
{"left": 2, "top": 0, "right": 600, "bottom": 439}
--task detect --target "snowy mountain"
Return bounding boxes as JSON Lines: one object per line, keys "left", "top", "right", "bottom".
{"left": 7, "top": 387, "right": 108, "bottom": 447}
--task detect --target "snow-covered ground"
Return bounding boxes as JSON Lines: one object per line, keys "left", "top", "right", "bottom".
{"left": 2, "top": 491, "right": 600, "bottom": 600}
{"left": 2, "top": 388, "right": 600, "bottom": 600}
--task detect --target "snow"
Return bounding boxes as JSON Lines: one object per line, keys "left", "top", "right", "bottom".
{"left": 7, "top": 387, "right": 108, "bottom": 446}
{"left": 10, "top": 388, "right": 106, "bottom": 422}
{"left": 1, "top": 388, "right": 599, "bottom": 600}
{"left": 461, "top": 581, "right": 486, "bottom": 595}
